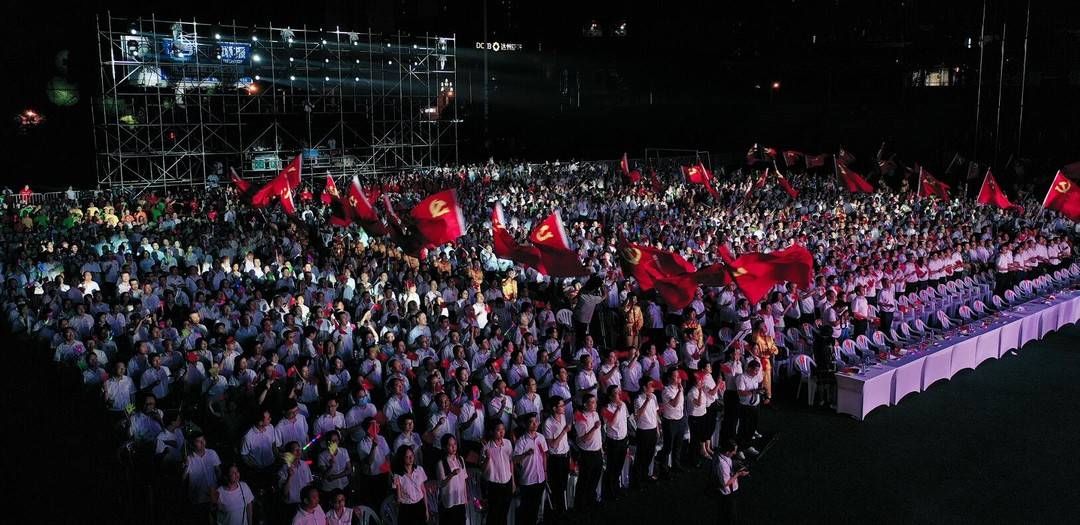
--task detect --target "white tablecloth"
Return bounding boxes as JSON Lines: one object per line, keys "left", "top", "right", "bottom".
{"left": 835, "top": 290, "right": 1080, "bottom": 421}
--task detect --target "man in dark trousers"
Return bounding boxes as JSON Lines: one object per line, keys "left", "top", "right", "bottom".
{"left": 714, "top": 439, "right": 748, "bottom": 525}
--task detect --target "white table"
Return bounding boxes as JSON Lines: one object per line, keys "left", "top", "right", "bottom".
{"left": 835, "top": 290, "right": 1080, "bottom": 421}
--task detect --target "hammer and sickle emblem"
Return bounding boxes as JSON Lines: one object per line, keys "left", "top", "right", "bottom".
{"left": 281, "top": 188, "right": 292, "bottom": 200}
{"left": 621, "top": 247, "right": 642, "bottom": 265}
{"left": 348, "top": 196, "right": 358, "bottom": 207}
{"left": 534, "top": 225, "right": 554, "bottom": 242}
{"left": 429, "top": 199, "right": 450, "bottom": 217}
{"left": 1056, "top": 180, "right": 1071, "bottom": 194}
{"left": 732, "top": 267, "right": 749, "bottom": 277}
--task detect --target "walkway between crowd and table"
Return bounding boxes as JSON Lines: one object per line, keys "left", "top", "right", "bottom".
{"left": 835, "top": 289, "right": 1080, "bottom": 421}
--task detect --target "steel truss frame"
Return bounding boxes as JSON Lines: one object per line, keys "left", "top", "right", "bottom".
{"left": 94, "top": 12, "right": 458, "bottom": 193}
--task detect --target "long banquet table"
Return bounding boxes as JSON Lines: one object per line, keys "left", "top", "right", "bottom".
{"left": 835, "top": 289, "right": 1080, "bottom": 421}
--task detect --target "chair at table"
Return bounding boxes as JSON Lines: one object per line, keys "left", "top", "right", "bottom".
{"left": 1004, "top": 289, "right": 1019, "bottom": 304}
{"left": 898, "top": 322, "right": 919, "bottom": 344}
{"left": 958, "top": 305, "right": 976, "bottom": 322}
{"left": 792, "top": 354, "right": 817, "bottom": 406}
{"left": 912, "top": 318, "right": 933, "bottom": 341}
{"left": 786, "top": 327, "right": 806, "bottom": 355}
{"left": 971, "top": 300, "right": 989, "bottom": 317}
{"left": 839, "top": 339, "right": 859, "bottom": 364}
{"left": 379, "top": 496, "right": 398, "bottom": 525}
{"left": 884, "top": 327, "right": 907, "bottom": 347}
{"left": 801, "top": 323, "right": 816, "bottom": 345}
{"left": 855, "top": 334, "right": 873, "bottom": 358}
{"left": 870, "top": 330, "right": 890, "bottom": 351}
{"left": 718, "top": 327, "right": 733, "bottom": 346}
{"left": 935, "top": 310, "right": 960, "bottom": 331}
{"left": 991, "top": 294, "right": 1007, "bottom": 310}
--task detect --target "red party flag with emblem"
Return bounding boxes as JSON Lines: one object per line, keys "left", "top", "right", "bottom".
{"left": 321, "top": 174, "right": 339, "bottom": 205}
{"left": 835, "top": 159, "right": 874, "bottom": 194}
{"left": 251, "top": 154, "right": 302, "bottom": 214}
{"left": 229, "top": 168, "right": 251, "bottom": 194}
{"left": 620, "top": 153, "right": 631, "bottom": 178}
{"left": 648, "top": 168, "right": 663, "bottom": 193}
{"left": 681, "top": 163, "right": 719, "bottom": 198}
{"left": 617, "top": 238, "right": 697, "bottom": 291}
{"left": 529, "top": 211, "right": 590, "bottom": 277}
{"left": 782, "top": 150, "right": 803, "bottom": 167}
{"left": 409, "top": 189, "right": 466, "bottom": 246}
{"left": 805, "top": 153, "right": 828, "bottom": 169}
{"left": 491, "top": 203, "right": 541, "bottom": 269}
{"left": 837, "top": 148, "right": 856, "bottom": 166}
{"left": 718, "top": 244, "right": 815, "bottom": 304}
{"left": 1042, "top": 170, "right": 1080, "bottom": 221}
{"left": 977, "top": 169, "right": 1021, "bottom": 213}
{"left": 348, "top": 176, "right": 388, "bottom": 236}
{"left": 917, "top": 167, "right": 951, "bottom": 200}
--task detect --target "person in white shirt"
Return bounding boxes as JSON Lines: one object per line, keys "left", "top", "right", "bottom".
{"left": 736, "top": 361, "right": 765, "bottom": 456}
{"left": 211, "top": 464, "right": 254, "bottom": 525}
{"left": 481, "top": 421, "right": 513, "bottom": 525}
{"left": 316, "top": 430, "right": 351, "bottom": 492}
{"left": 241, "top": 410, "right": 280, "bottom": 475}
{"left": 435, "top": 435, "right": 469, "bottom": 525}
{"left": 876, "top": 278, "right": 897, "bottom": 333}
{"left": 713, "top": 439, "right": 748, "bottom": 525}
{"left": 275, "top": 401, "right": 310, "bottom": 448}
{"left": 290, "top": 485, "right": 326, "bottom": 525}
{"left": 183, "top": 433, "right": 221, "bottom": 509}
{"left": 658, "top": 369, "right": 686, "bottom": 475}
{"left": 392, "top": 445, "right": 429, "bottom": 525}
{"left": 573, "top": 394, "right": 603, "bottom": 510}
{"left": 513, "top": 412, "right": 548, "bottom": 525}
{"left": 542, "top": 396, "right": 571, "bottom": 521}
{"left": 104, "top": 362, "right": 135, "bottom": 413}
{"left": 601, "top": 385, "right": 629, "bottom": 501}
{"left": 631, "top": 378, "right": 660, "bottom": 488}
{"left": 850, "top": 285, "right": 870, "bottom": 336}
{"left": 325, "top": 490, "right": 357, "bottom": 525}
{"left": 277, "top": 441, "right": 314, "bottom": 507}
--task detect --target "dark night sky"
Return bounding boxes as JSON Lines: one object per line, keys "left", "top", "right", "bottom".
{"left": 4, "top": 0, "right": 1079, "bottom": 189}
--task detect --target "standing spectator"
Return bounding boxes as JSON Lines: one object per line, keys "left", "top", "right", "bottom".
{"left": 736, "top": 361, "right": 765, "bottom": 456}
{"left": 658, "top": 369, "right": 686, "bottom": 476}
{"left": 435, "top": 435, "right": 469, "bottom": 525}
{"left": 573, "top": 393, "right": 603, "bottom": 509}
{"left": 183, "top": 432, "right": 221, "bottom": 519}
{"left": 290, "top": 485, "right": 326, "bottom": 525}
{"left": 513, "top": 412, "right": 548, "bottom": 525}
{"left": 481, "top": 421, "right": 513, "bottom": 525}
{"left": 601, "top": 385, "right": 629, "bottom": 501}
{"left": 713, "top": 439, "right": 747, "bottom": 525}
{"left": 391, "top": 446, "right": 429, "bottom": 525}
{"left": 212, "top": 463, "right": 255, "bottom": 525}
{"left": 543, "top": 396, "right": 571, "bottom": 521}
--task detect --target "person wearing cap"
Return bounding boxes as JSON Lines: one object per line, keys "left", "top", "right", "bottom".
{"left": 513, "top": 411, "right": 547, "bottom": 525}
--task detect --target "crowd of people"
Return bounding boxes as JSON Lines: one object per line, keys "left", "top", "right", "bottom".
{"left": 2, "top": 156, "right": 1075, "bottom": 525}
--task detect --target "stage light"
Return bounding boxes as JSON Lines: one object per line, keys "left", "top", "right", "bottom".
{"left": 129, "top": 27, "right": 138, "bottom": 35}
{"left": 324, "top": 58, "right": 330, "bottom": 63}
{"left": 253, "top": 54, "right": 261, "bottom": 62}
{"left": 254, "top": 74, "right": 261, "bottom": 80}
{"left": 772, "top": 81, "right": 781, "bottom": 90}
{"left": 215, "top": 33, "right": 222, "bottom": 40}
{"left": 388, "top": 60, "right": 393, "bottom": 65}
{"left": 348, "top": 32, "right": 359, "bottom": 45}
{"left": 288, "top": 37, "right": 294, "bottom": 44}
{"left": 252, "top": 35, "right": 259, "bottom": 42}
{"left": 356, "top": 59, "right": 360, "bottom": 64}
{"left": 386, "top": 43, "right": 391, "bottom": 47}
{"left": 289, "top": 57, "right": 295, "bottom": 62}
{"left": 324, "top": 76, "right": 330, "bottom": 81}
{"left": 322, "top": 39, "right": 328, "bottom": 45}
{"left": 354, "top": 76, "right": 360, "bottom": 81}
{"left": 290, "top": 75, "right": 296, "bottom": 81}
{"left": 413, "top": 44, "right": 418, "bottom": 49}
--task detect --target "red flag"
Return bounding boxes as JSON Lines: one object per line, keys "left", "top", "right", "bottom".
{"left": 835, "top": 159, "right": 874, "bottom": 193}
{"left": 805, "top": 154, "right": 828, "bottom": 169}
{"left": 763, "top": 147, "right": 778, "bottom": 160}
{"left": 620, "top": 153, "right": 631, "bottom": 177}
{"left": 628, "top": 169, "right": 642, "bottom": 183}
{"left": 229, "top": 168, "right": 251, "bottom": 194}
{"left": 383, "top": 196, "right": 425, "bottom": 255}
{"left": 1042, "top": 171, "right": 1080, "bottom": 221}
{"left": 251, "top": 155, "right": 302, "bottom": 214}
{"left": 529, "top": 211, "right": 590, "bottom": 277}
{"left": 347, "top": 177, "right": 388, "bottom": 236}
{"left": 321, "top": 174, "right": 339, "bottom": 205}
{"left": 782, "top": 150, "right": 803, "bottom": 167}
{"left": 410, "top": 189, "right": 466, "bottom": 246}
{"left": 917, "top": 167, "right": 950, "bottom": 200}
{"left": 720, "top": 245, "right": 815, "bottom": 304}
{"left": 776, "top": 172, "right": 799, "bottom": 199}
{"left": 491, "top": 204, "right": 541, "bottom": 269}
{"left": 682, "top": 163, "right": 719, "bottom": 198}
{"left": 977, "top": 169, "right": 1021, "bottom": 212}
{"left": 618, "top": 239, "right": 696, "bottom": 291}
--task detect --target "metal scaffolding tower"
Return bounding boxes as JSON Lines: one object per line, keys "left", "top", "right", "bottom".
{"left": 93, "top": 12, "right": 458, "bottom": 192}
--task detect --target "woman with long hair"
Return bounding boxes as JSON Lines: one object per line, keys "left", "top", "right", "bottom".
{"left": 391, "top": 445, "right": 429, "bottom": 525}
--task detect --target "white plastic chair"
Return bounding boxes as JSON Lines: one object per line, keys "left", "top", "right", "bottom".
{"left": 991, "top": 295, "right": 1006, "bottom": 310}
{"left": 792, "top": 354, "right": 816, "bottom": 406}
{"left": 871, "top": 330, "right": 889, "bottom": 350}
{"left": 936, "top": 310, "right": 954, "bottom": 330}
{"left": 1004, "top": 289, "right": 1019, "bottom": 304}
{"left": 855, "top": 334, "right": 872, "bottom": 355}
{"left": 380, "top": 496, "right": 398, "bottom": 525}
{"left": 958, "top": 305, "right": 974, "bottom": 322}
{"left": 840, "top": 339, "right": 858, "bottom": 363}
{"left": 913, "top": 319, "right": 931, "bottom": 338}
{"left": 356, "top": 505, "right": 383, "bottom": 525}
